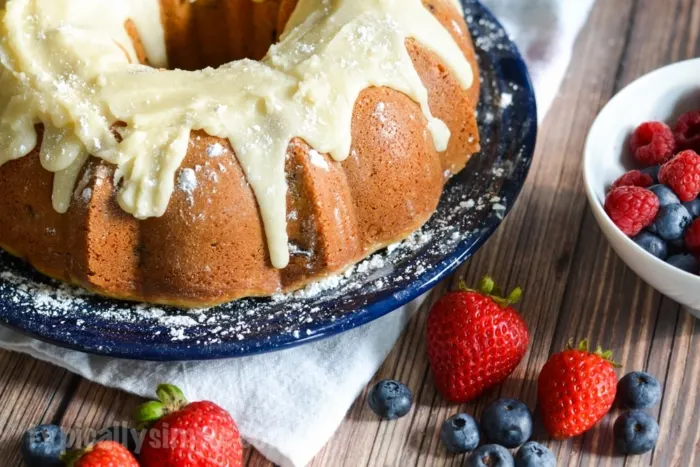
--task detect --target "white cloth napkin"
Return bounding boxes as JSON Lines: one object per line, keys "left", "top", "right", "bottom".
{"left": 0, "top": 1, "right": 593, "bottom": 465}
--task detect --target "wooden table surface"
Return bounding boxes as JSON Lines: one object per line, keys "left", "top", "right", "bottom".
{"left": 2, "top": 1, "right": 700, "bottom": 466}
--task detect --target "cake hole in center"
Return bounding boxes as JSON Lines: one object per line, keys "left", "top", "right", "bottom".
{"left": 161, "top": 0, "right": 284, "bottom": 71}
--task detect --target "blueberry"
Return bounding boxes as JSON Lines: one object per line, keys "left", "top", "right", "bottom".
{"left": 440, "top": 413, "right": 480, "bottom": 453}
{"left": 96, "top": 425, "right": 140, "bottom": 454}
{"left": 652, "top": 204, "right": 691, "bottom": 240}
{"left": 632, "top": 232, "right": 668, "bottom": 260}
{"left": 614, "top": 411, "right": 659, "bottom": 455}
{"left": 20, "top": 425, "right": 66, "bottom": 467}
{"left": 481, "top": 398, "right": 533, "bottom": 448}
{"left": 648, "top": 184, "right": 680, "bottom": 207}
{"left": 683, "top": 198, "right": 700, "bottom": 218}
{"left": 514, "top": 441, "right": 556, "bottom": 467}
{"left": 467, "top": 444, "right": 515, "bottom": 467}
{"left": 641, "top": 166, "right": 660, "bottom": 184}
{"left": 367, "top": 379, "right": 412, "bottom": 419}
{"left": 617, "top": 371, "right": 661, "bottom": 409}
{"left": 666, "top": 253, "right": 699, "bottom": 273}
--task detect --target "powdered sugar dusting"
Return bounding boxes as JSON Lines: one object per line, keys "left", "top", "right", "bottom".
{"left": 177, "top": 168, "right": 197, "bottom": 206}
{"left": 206, "top": 143, "right": 225, "bottom": 158}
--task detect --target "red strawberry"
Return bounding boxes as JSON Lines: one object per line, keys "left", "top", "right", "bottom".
{"left": 426, "top": 276, "right": 529, "bottom": 403}
{"left": 136, "top": 384, "right": 243, "bottom": 467}
{"left": 63, "top": 440, "right": 139, "bottom": 467}
{"left": 659, "top": 150, "right": 700, "bottom": 202}
{"left": 537, "top": 340, "right": 619, "bottom": 439}
{"left": 604, "top": 186, "right": 659, "bottom": 236}
{"left": 609, "top": 170, "right": 653, "bottom": 191}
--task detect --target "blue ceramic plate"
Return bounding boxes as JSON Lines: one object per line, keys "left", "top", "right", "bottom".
{"left": 0, "top": 0, "right": 537, "bottom": 360}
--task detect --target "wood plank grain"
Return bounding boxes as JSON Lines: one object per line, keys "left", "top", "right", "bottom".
{"left": 0, "top": 350, "right": 76, "bottom": 467}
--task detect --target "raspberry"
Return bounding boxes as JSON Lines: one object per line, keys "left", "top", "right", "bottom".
{"left": 674, "top": 111, "right": 700, "bottom": 151}
{"left": 604, "top": 186, "right": 659, "bottom": 236}
{"left": 610, "top": 170, "right": 654, "bottom": 191}
{"left": 685, "top": 218, "right": 700, "bottom": 254}
{"left": 659, "top": 150, "right": 700, "bottom": 202}
{"left": 629, "top": 121, "right": 676, "bottom": 166}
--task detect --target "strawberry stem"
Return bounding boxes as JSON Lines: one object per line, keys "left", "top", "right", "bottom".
{"left": 505, "top": 287, "right": 522, "bottom": 304}
{"left": 134, "top": 384, "right": 189, "bottom": 429}
{"left": 565, "top": 338, "right": 621, "bottom": 367}
{"left": 156, "top": 384, "right": 188, "bottom": 410}
{"left": 478, "top": 276, "right": 495, "bottom": 295}
{"left": 459, "top": 275, "right": 523, "bottom": 308}
{"left": 135, "top": 401, "right": 167, "bottom": 427}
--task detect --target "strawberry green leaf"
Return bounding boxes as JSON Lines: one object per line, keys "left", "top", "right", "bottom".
{"left": 459, "top": 276, "right": 523, "bottom": 308}
{"left": 156, "top": 383, "right": 188, "bottom": 409}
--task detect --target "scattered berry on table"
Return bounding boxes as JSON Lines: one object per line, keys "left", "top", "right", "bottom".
{"left": 617, "top": 371, "right": 661, "bottom": 409}
{"left": 665, "top": 253, "right": 698, "bottom": 273}
{"left": 20, "top": 425, "right": 66, "bottom": 467}
{"left": 367, "top": 379, "right": 413, "bottom": 419}
{"left": 467, "top": 444, "right": 515, "bottom": 467}
{"left": 610, "top": 170, "right": 654, "bottom": 191}
{"left": 648, "top": 184, "right": 680, "bottom": 207}
{"left": 481, "top": 398, "right": 533, "bottom": 448}
{"left": 685, "top": 218, "right": 700, "bottom": 254}
{"left": 652, "top": 204, "right": 691, "bottom": 240}
{"left": 629, "top": 121, "right": 676, "bottom": 166}
{"left": 514, "top": 441, "right": 556, "bottom": 467}
{"left": 604, "top": 186, "right": 659, "bottom": 236}
{"left": 427, "top": 276, "right": 528, "bottom": 403}
{"left": 673, "top": 110, "right": 700, "bottom": 151}
{"left": 632, "top": 232, "right": 668, "bottom": 260}
{"left": 658, "top": 150, "right": 700, "bottom": 201}
{"left": 440, "top": 413, "right": 480, "bottom": 453}
{"left": 613, "top": 411, "right": 660, "bottom": 455}
{"left": 136, "top": 384, "right": 243, "bottom": 467}
{"left": 62, "top": 441, "right": 139, "bottom": 467}
{"left": 95, "top": 426, "right": 140, "bottom": 454}
{"left": 641, "top": 165, "right": 661, "bottom": 184}
{"left": 537, "top": 339, "right": 618, "bottom": 439}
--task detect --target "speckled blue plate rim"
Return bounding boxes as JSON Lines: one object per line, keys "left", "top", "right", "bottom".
{"left": 0, "top": 0, "right": 538, "bottom": 360}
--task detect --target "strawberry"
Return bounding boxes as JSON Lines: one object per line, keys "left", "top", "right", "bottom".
{"left": 426, "top": 276, "right": 529, "bottom": 403}
{"left": 537, "top": 340, "right": 619, "bottom": 439}
{"left": 136, "top": 384, "right": 243, "bottom": 467}
{"left": 63, "top": 440, "right": 139, "bottom": 467}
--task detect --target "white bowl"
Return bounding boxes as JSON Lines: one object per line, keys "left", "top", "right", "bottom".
{"left": 583, "top": 58, "right": 700, "bottom": 316}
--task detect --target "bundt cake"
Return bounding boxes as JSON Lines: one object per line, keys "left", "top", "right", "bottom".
{"left": 0, "top": 0, "right": 480, "bottom": 307}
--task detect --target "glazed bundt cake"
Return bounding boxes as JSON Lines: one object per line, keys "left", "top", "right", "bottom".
{"left": 0, "top": 0, "right": 480, "bottom": 307}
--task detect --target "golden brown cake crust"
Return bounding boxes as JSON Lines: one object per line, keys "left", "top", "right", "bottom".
{"left": 0, "top": 0, "right": 480, "bottom": 307}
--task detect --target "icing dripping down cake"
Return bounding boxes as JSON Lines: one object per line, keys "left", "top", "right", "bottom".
{"left": 0, "top": 0, "right": 480, "bottom": 307}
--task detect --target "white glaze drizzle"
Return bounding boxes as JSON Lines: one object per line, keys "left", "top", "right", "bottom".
{"left": 0, "top": 0, "right": 473, "bottom": 268}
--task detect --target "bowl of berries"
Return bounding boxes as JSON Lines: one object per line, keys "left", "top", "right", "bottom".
{"left": 584, "top": 59, "right": 700, "bottom": 314}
